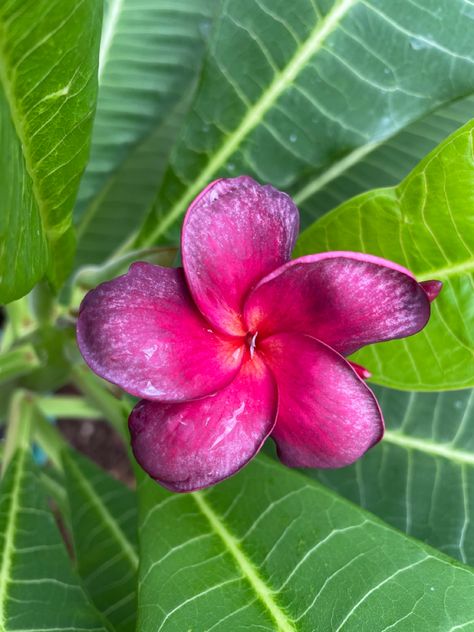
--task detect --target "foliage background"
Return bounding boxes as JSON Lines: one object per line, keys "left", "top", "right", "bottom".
{"left": 0, "top": 0, "right": 473, "bottom": 630}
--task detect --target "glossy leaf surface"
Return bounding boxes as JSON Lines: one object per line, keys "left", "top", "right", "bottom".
{"left": 137, "top": 455, "right": 474, "bottom": 631}
{"left": 0, "top": 0, "right": 102, "bottom": 302}
{"left": 296, "top": 120, "right": 474, "bottom": 389}
{"left": 293, "top": 93, "right": 474, "bottom": 225}
{"left": 0, "top": 449, "right": 107, "bottom": 631}
{"left": 74, "top": 0, "right": 217, "bottom": 266}
{"left": 63, "top": 450, "right": 138, "bottom": 632}
{"left": 312, "top": 386, "right": 474, "bottom": 566}
{"left": 135, "top": 0, "right": 474, "bottom": 246}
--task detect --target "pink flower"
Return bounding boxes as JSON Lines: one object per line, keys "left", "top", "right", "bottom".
{"left": 77, "top": 177, "right": 441, "bottom": 492}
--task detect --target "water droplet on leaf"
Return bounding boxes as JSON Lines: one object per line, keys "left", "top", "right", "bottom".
{"left": 409, "top": 37, "right": 429, "bottom": 50}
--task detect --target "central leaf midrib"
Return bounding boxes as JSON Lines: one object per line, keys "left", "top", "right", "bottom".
{"left": 145, "top": 0, "right": 358, "bottom": 245}
{"left": 416, "top": 259, "right": 474, "bottom": 281}
{"left": 98, "top": 0, "right": 123, "bottom": 79}
{"left": 193, "top": 491, "right": 295, "bottom": 632}
{"left": 383, "top": 430, "right": 474, "bottom": 466}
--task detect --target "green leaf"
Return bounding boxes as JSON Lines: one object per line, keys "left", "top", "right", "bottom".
{"left": 0, "top": 449, "right": 107, "bottom": 631}
{"left": 62, "top": 450, "right": 138, "bottom": 632}
{"left": 0, "top": 0, "right": 102, "bottom": 303}
{"left": 295, "top": 119, "right": 474, "bottom": 390}
{"left": 137, "top": 455, "right": 474, "bottom": 631}
{"left": 293, "top": 92, "right": 474, "bottom": 226}
{"left": 74, "top": 0, "right": 218, "bottom": 267}
{"left": 134, "top": 0, "right": 474, "bottom": 247}
{"left": 310, "top": 386, "right": 474, "bottom": 567}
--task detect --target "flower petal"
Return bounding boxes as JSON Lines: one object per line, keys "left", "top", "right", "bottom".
{"left": 77, "top": 262, "right": 244, "bottom": 401}
{"left": 182, "top": 177, "right": 299, "bottom": 335}
{"left": 129, "top": 355, "right": 277, "bottom": 492}
{"left": 260, "top": 333, "right": 384, "bottom": 468}
{"left": 245, "top": 252, "right": 432, "bottom": 355}
{"left": 420, "top": 280, "right": 443, "bottom": 302}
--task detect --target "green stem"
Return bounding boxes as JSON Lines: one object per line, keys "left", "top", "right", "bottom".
{"left": 71, "top": 365, "right": 129, "bottom": 440}
{"left": 1, "top": 297, "right": 36, "bottom": 352}
{"left": 37, "top": 395, "right": 103, "bottom": 420}
{"left": 29, "top": 280, "right": 55, "bottom": 325}
{"left": 32, "top": 408, "right": 68, "bottom": 472}
{"left": 2, "top": 391, "right": 33, "bottom": 477}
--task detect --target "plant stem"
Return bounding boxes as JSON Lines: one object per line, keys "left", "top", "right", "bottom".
{"left": 37, "top": 395, "right": 103, "bottom": 420}
{"left": 71, "top": 365, "right": 129, "bottom": 440}
{"left": 2, "top": 391, "right": 33, "bottom": 476}
{"left": 0, "top": 297, "right": 36, "bottom": 352}
{"left": 32, "top": 408, "right": 68, "bottom": 472}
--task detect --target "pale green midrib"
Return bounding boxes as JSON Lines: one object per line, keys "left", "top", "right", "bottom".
{"left": 293, "top": 95, "right": 474, "bottom": 207}
{"left": 193, "top": 492, "right": 296, "bottom": 632}
{"left": 0, "top": 449, "right": 26, "bottom": 628}
{"left": 416, "top": 259, "right": 474, "bottom": 281}
{"left": 0, "top": 26, "right": 66, "bottom": 240}
{"left": 67, "top": 457, "right": 138, "bottom": 569}
{"left": 293, "top": 140, "right": 382, "bottom": 205}
{"left": 384, "top": 430, "right": 474, "bottom": 466}
{"left": 98, "top": 0, "right": 123, "bottom": 79}
{"left": 143, "top": 0, "right": 358, "bottom": 245}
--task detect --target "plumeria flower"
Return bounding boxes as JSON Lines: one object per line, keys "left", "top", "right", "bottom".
{"left": 77, "top": 177, "right": 441, "bottom": 492}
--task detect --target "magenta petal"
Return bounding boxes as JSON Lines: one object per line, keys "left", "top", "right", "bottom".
{"left": 129, "top": 356, "right": 277, "bottom": 492}
{"left": 260, "top": 333, "right": 384, "bottom": 468}
{"left": 420, "top": 280, "right": 443, "bottom": 302}
{"left": 182, "top": 177, "right": 299, "bottom": 336}
{"left": 77, "top": 262, "right": 244, "bottom": 401}
{"left": 245, "top": 252, "right": 431, "bottom": 355}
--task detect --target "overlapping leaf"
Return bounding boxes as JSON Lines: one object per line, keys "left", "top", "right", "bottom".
{"left": 74, "top": 0, "right": 218, "bottom": 266}
{"left": 0, "top": 449, "right": 107, "bottom": 631}
{"left": 296, "top": 120, "right": 474, "bottom": 389}
{"left": 133, "top": 0, "right": 474, "bottom": 247}
{"left": 137, "top": 455, "right": 474, "bottom": 631}
{"left": 0, "top": 0, "right": 102, "bottom": 303}
{"left": 63, "top": 450, "right": 138, "bottom": 632}
{"left": 311, "top": 386, "right": 474, "bottom": 567}
{"left": 293, "top": 92, "right": 474, "bottom": 225}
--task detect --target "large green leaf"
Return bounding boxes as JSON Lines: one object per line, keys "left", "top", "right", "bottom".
{"left": 137, "top": 455, "right": 474, "bottom": 631}
{"left": 62, "top": 450, "right": 138, "bottom": 632}
{"left": 310, "top": 386, "right": 474, "bottom": 567}
{"left": 0, "top": 449, "right": 107, "bottom": 631}
{"left": 0, "top": 0, "right": 102, "bottom": 303}
{"left": 296, "top": 120, "right": 474, "bottom": 390}
{"left": 74, "top": 0, "right": 218, "bottom": 267}
{"left": 134, "top": 0, "right": 474, "bottom": 247}
{"left": 293, "top": 92, "right": 474, "bottom": 226}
